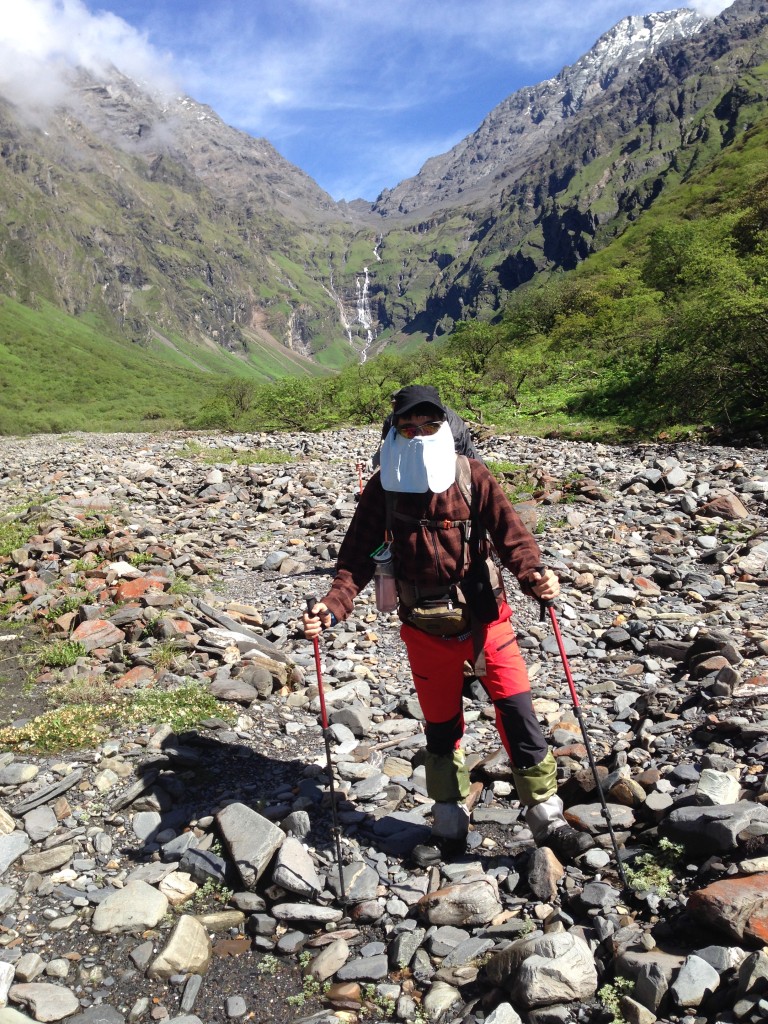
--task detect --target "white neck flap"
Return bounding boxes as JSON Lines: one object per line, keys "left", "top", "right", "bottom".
{"left": 379, "top": 421, "right": 457, "bottom": 493}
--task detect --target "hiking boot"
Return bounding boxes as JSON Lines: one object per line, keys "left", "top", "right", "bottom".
{"left": 431, "top": 801, "right": 470, "bottom": 846}
{"left": 541, "top": 823, "right": 595, "bottom": 862}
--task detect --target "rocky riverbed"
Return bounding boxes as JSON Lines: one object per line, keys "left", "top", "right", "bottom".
{"left": 0, "top": 428, "right": 766, "bottom": 1024}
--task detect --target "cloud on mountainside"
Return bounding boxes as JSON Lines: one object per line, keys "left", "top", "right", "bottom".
{"left": 0, "top": 0, "right": 176, "bottom": 110}
{"left": 0, "top": 0, "right": 734, "bottom": 198}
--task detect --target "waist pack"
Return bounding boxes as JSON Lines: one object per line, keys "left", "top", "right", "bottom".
{"left": 398, "top": 557, "right": 503, "bottom": 637}
{"left": 405, "top": 596, "right": 469, "bottom": 637}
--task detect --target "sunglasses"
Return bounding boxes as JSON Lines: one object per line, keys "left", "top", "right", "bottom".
{"left": 396, "top": 420, "right": 444, "bottom": 438}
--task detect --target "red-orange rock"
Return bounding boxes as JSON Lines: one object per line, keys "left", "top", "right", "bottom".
{"left": 115, "top": 666, "right": 156, "bottom": 689}
{"left": 699, "top": 492, "right": 749, "bottom": 520}
{"left": 113, "top": 578, "right": 165, "bottom": 602}
{"left": 688, "top": 874, "right": 768, "bottom": 945}
{"left": 71, "top": 619, "right": 125, "bottom": 652}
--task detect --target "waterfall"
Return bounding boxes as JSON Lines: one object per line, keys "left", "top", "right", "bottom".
{"left": 372, "top": 235, "right": 383, "bottom": 262}
{"left": 356, "top": 266, "right": 374, "bottom": 363}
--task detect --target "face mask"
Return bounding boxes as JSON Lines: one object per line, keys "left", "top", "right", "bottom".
{"left": 379, "top": 421, "right": 456, "bottom": 493}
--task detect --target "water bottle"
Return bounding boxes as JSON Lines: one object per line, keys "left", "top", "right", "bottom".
{"left": 373, "top": 545, "right": 398, "bottom": 613}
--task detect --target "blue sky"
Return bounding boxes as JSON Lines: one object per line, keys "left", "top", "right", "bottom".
{"left": 2, "top": 0, "right": 731, "bottom": 201}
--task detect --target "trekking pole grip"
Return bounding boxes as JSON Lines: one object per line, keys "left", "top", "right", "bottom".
{"left": 531, "top": 565, "right": 555, "bottom": 621}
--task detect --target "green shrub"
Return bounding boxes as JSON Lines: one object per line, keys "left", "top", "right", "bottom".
{"left": 624, "top": 838, "right": 684, "bottom": 896}
{"left": 39, "top": 640, "right": 87, "bottom": 668}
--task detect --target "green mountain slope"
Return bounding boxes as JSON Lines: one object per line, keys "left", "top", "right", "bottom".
{"left": 2, "top": 0, "right": 768, "bottom": 437}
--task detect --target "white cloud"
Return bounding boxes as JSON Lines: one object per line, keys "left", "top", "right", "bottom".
{"left": 0, "top": 0, "right": 175, "bottom": 109}
{"left": 689, "top": 0, "right": 732, "bottom": 15}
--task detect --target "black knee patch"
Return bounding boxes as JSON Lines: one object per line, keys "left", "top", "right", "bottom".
{"left": 493, "top": 692, "right": 549, "bottom": 769}
{"left": 425, "top": 712, "right": 463, "bottom": 756}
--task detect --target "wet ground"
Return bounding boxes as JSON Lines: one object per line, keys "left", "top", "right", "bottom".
{"left": 0, "top": 624, "right": 49, "bottom": 728}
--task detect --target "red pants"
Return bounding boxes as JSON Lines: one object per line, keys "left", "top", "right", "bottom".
{"left": 401, "top": 602, "right": 549, "bottom": 770}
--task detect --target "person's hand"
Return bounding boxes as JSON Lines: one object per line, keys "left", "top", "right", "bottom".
{"left": 525, "top": 568, "right": 560, "bottom": 603}
{"left": 303, "top": 601, "right": 332, "bottom": 639}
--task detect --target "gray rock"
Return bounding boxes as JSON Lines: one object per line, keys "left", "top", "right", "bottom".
{"left": 662, "top": 802, "right": 768, "bottom": 853}
{"left": 179, "top": 975, "right": 203, "bottom": 1014}
{"left": 91, "top": 880, "right": 169, "bottom": 934}
{"left": 486, "top": 932, "right": 598, "bottom": 1009}
{"left": 21, "top": 807, "right": 57, "bottom": 843}
{"left": 132, "top": 811, "right": 162, "bottom": 841}
{"left": 389, "top": 927, "right": 426, "bottom": 970}
{"left": 484, "top": 1004, "right": 523, "bottom": 1024}
{"left": 225, "top": 997, "right": 246, "bottom": 1019}
{"left": 178, "top": 848, "right": 228, "bottom": 886}
{"left": 669, "top": 954, "right": 720, "bottom": 1009}
{"left": 0, "top": 833, "right": 30, "bottom": 877}
{"left": 696, "top": 768, "right": 741, "bottom": 805}
{"left": 69, "top": 1007, "right": 126, "bottom": 1024}
{"left": 271, "top": 903, "right": 343, "bottom": 924}
{"left": 0, "top": 962, "right": 15, "bottom": 1007}
{"left": 0, "top": 765, "right": 39, "bottom": 786}
{"left": 441, "top": 936, "right": 495, "bottom": 968}
{"left": 336, "top": 954, "right": 389, "bottom": 982}
{"left": 8, "top": 983, "right": 80, "bottom": 1022}
{"left": 634, "top": 960, "right": 669, "bottom": 1013}
{"left": 216, "top": 802, "right": 284, "bottom": 891}
{"left": 326, "top": 860, "right": 379, "bottom": 903}
{"left": 271, "top": 836, "right": 322, "bottom": 897}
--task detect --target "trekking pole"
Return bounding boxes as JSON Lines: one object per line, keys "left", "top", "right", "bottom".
{"left": 540, "top": 598, "right": 629, "bottom": 888}
{"left": 306, "top": 597, "right": 346, "bottom": 902}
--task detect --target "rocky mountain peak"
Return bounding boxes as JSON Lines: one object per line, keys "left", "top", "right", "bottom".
{"left": 52, "top": 66, "right": 348, "bottom": 224}
{"left": 371, "top": 8, "right": 708, "bottom": 217}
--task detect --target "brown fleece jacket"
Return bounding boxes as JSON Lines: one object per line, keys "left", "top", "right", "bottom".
{"left": 321, "top": 459, "right": 543, "bottom": 623}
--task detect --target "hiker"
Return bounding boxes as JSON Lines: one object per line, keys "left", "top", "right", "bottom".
{"left": 303, "top": 385, "right": 594, "bottom": 861}
{"left": 372, "top": 385, "right": 481, "bottom": 468}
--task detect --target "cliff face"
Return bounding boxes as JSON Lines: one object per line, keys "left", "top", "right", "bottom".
{"left": 365, "top": 0, "right": 768, "bottom": 342}
{"left": 1, "top": 2, "right": 767, "bottom": 369}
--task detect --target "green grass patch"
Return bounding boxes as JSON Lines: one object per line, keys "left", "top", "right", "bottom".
{"left": 181, "top": 442, "right": 294, "bottom": 465}
{"left": 0, "top": 682, "right": 235, "bottom": 752}
{"left": 128, "top": 552, "right": 154, "bottom": 567}
{"left": 0, "top": 518, "right": 36, "bottom": 557}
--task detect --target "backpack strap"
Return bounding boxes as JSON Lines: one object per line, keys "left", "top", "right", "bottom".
{"left": 386, "top": 455, "right": 473, "bottom": 532}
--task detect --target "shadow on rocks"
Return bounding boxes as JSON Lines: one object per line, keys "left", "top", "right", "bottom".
{"left": 113, "top": 730, "right": 343, "bottom": 881}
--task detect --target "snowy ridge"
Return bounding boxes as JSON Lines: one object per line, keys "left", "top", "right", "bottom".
{"left": 373, "top": 9, "right": 708, "bottom": 216}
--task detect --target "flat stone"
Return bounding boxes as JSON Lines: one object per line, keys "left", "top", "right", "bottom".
{"left": 91, "top": 880, "right": 169, "bottom": 934}
{"left": 216, "top": 802, "right": 284, "bottom": 891}
{"left": 0, "top": 833, "right": 30, "bottom": 877}
{"left": 8, "top": 983, "right": 80, "bottom": 1022}
{"left": 669, "top": 954, "right": 720, "bottom": 1009}
{"left": 148, "top": 915, "right": 212, "bottom": 979}
{"left": 20, "top": 844, "right": 75, "bottom": 874}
